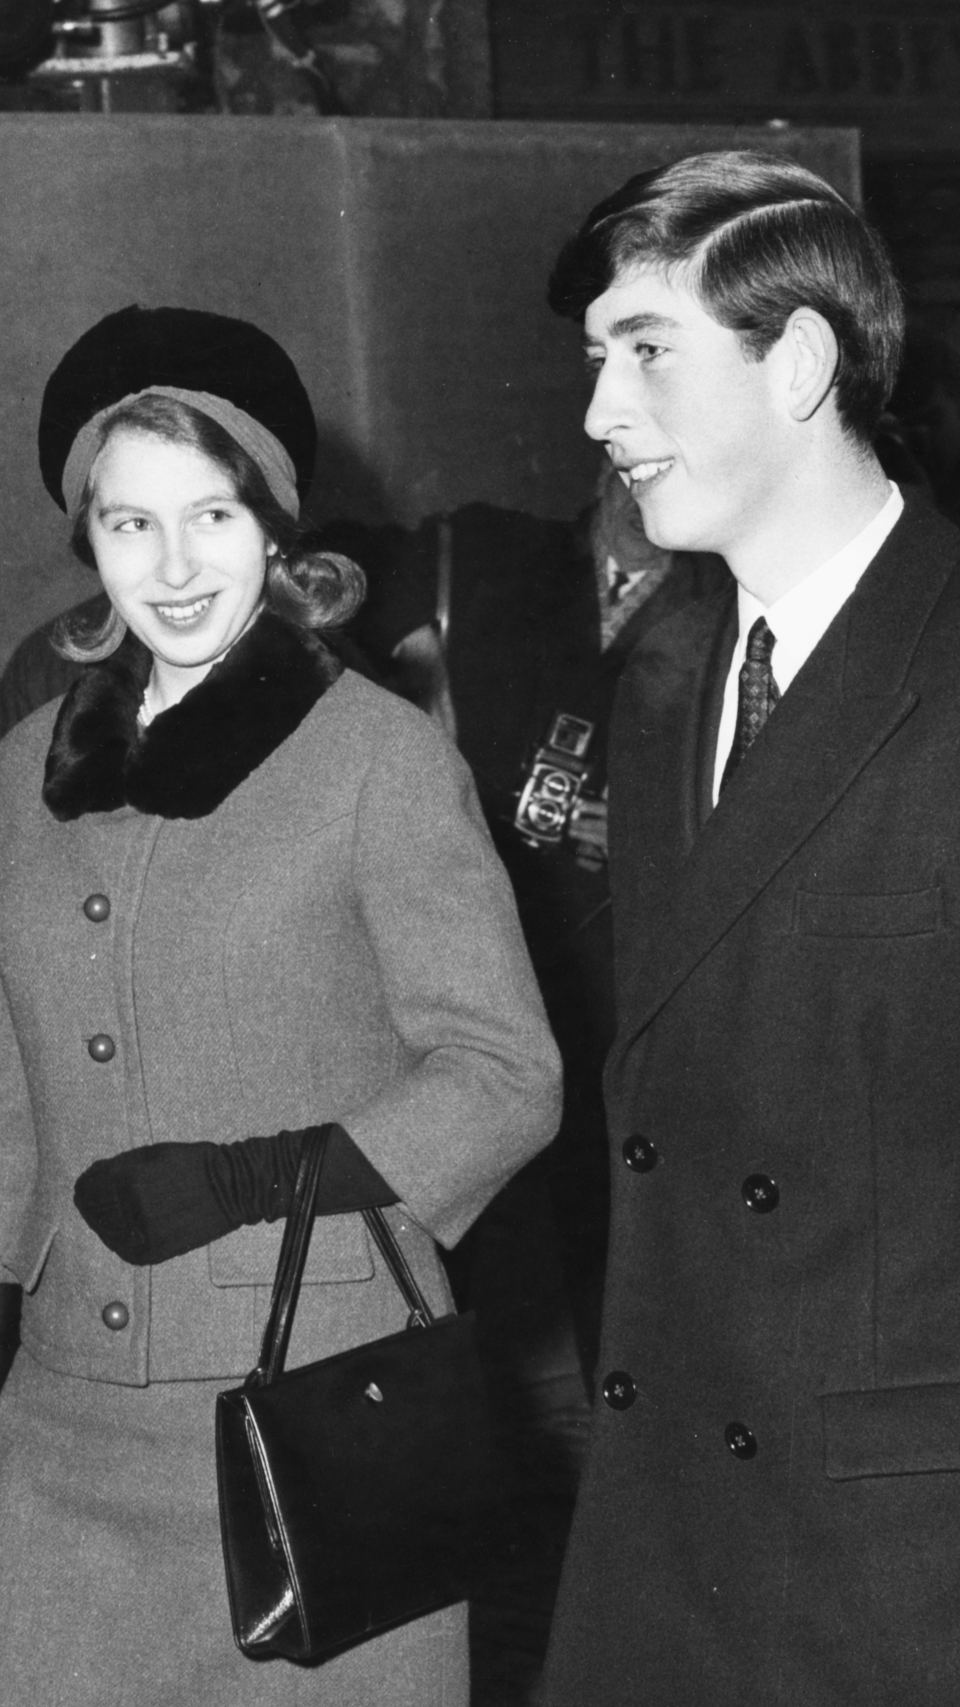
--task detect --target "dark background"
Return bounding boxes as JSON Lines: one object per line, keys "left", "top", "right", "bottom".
{"left": 490, "top": 0, "right": 960, "bottom": 333}
{"left": 0, "top": 114, "right": 856, "bottom": 670}
{"left": 1, "top": 0, "right": 955, "bottom": 671}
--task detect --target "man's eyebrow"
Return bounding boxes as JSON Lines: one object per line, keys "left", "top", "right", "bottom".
{"left": 583, "top": 312, "right": 681, "bottom": 345}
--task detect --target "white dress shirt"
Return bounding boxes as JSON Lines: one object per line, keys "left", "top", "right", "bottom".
{"left": 712, "top": 484, "right": 904, "bottom": 803}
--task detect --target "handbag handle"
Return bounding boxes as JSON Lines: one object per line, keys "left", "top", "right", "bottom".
{"left": 249, "top": 1127, "right": 435, "bottom": 1389}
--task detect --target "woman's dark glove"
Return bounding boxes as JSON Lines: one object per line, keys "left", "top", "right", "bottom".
{"left": 73, "top": 1122, "right": 397, "bottom": 1266}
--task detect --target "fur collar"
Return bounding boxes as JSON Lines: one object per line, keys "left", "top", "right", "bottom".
{"left": 43, "top": 612, "right": 340, "bottom": 821}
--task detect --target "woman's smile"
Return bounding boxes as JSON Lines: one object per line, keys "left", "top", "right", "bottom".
{"left": 151, "top": 593, "right": 218, "bottom": 627}
{"left": 87, "top": 430, "right": 270, "bottom": 710}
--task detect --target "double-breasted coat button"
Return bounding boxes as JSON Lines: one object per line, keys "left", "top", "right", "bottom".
{"left": 742, "top": 1173, "right": 780, "bottom": 1213}
{"left": 82, "top": 894, "right": 111, "bottom": 923}
{"left": 101, "top": 1302, "right": 129, "bottom": 1331}
{"left": 622, "top": 1136, "right": 659, "bottom": 1173}
{"left": 88, "top": 1034, "right": 116, "bottom": 1063}
{"left": 602, "top": 1371, "right": 637, "bottom": 1410}
{"left": 725, "top": 1421, "right": 758, "bottom": 1459}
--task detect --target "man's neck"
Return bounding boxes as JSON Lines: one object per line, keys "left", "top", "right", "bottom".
{"left": 726, "top": 445, "right": 892, "bottom": 607}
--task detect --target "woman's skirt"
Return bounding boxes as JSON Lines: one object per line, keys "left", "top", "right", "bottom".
{"left": 0, "top": 1348, "right": 468, "bottom": 1707}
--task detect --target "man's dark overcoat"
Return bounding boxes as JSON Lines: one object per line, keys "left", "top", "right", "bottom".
{"left": 543, "top": 496, "right": 960, "bottom": 1705}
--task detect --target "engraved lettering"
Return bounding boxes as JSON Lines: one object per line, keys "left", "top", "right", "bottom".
{"left": 823, "top": 22, "right": 859, "bottom": 95}
{"left": 685, "top": 15, "right": 724, "bottom": 93}
{"left": 867, "top": 21, "right": 903, "bottom": 95}
{"left": 909, "top": 21, "right": 938, "bottom": 94}
{"left": 580, "top": 20, "right": 602, "bottom": 89}
{"left": 622, "top": 16, "right": 676, "bottom": 95}
{"left": 776, "top": 25, "right": 820, "bottom": 96}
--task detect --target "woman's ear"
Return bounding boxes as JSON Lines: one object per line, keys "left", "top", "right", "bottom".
{"left": 781, "top": 307, "right": 840, "bottom": 423}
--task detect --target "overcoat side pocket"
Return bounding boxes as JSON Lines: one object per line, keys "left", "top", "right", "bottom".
{"left": 822, "top": 1381, "right": 960, "bottom": 1479}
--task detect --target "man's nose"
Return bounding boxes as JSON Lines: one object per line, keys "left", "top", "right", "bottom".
{"left": 584, "top": 358, "right": 637, "bottom": 444}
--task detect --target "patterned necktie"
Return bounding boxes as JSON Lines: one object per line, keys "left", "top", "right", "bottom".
{"left": 719, "top": 617, "right": 780, "bottom": 794}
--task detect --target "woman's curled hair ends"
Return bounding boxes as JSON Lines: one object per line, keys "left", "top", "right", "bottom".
{"left": 264, "top": 543, "right": 366, "bottom": 637}
{"left": 56, "top": 393, "right": 366, "bottom": 662}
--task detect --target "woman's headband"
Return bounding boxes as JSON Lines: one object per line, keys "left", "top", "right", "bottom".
{"left": 61, "top": 385, "right": 301, "bottom": 521}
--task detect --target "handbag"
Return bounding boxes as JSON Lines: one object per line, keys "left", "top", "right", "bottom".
{"left": 215, "top": 1127, "right": 511, "bottom": 1663}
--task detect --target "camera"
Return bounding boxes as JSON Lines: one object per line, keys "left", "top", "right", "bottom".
{"left": 513, "top": 710, "right": 597, "bottom": 849}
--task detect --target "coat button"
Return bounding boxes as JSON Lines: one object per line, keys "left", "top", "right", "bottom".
{"left": 725, "top": 1421, "right": 757, "bottom": 1459}
{"left": 742, "top": 1173, "right": 780, "bottom": 1213}
{"left": 101, "top": 1302, "right": 129, "bottom": 1331}
{"left": 602, "top": 1370, "right": 637, "bottom": 1410}
{"left": 83, "top": 894, "right": 111, "bottom": 923}
{"left": 88, "top": 1034, "right": 116, "bottom": 1063}
{"left": 622, "top": 1136, "right": 659, "bottom": 1173}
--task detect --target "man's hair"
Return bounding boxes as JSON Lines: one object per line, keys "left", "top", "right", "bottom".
{"left": 548, "top": 149, "right": 904, "bottom": 442}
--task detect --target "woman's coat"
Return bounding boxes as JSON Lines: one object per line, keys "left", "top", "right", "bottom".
{"left": 0, "top": 617, "right": 560, "bottom": 1381}
{"left": 0, "top": 614, "right": 560, "bottom": 1707}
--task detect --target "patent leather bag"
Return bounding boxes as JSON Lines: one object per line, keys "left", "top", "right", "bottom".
{"left": 215, "top": 1128, "right": 510, "bottom": 1663}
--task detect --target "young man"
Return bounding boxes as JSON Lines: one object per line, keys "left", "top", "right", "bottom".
{"left": 541, "top": 149, "right": 960, "bottom": 1705}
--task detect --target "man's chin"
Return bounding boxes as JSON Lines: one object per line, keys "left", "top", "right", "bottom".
{"left": 635, "top": 498, "right": 713, "bottom": 558}
{"left": 637, "top": 509, "right": 689, "bottom": 554}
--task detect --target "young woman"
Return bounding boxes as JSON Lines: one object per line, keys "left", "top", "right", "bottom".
{"left": 0, "top": 306, "right": 560, "bottom": 1707}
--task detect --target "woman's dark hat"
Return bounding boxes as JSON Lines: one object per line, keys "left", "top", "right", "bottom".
{"left": 39, "top": 305, "right": 318, "bottom": 510}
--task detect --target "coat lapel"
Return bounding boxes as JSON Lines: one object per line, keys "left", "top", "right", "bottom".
{"left": 608, "top": 579, "right": 735, "bottom": 955}
{"left": 43, "top": 613, "right": 340, "bottom": 822}
{"left": 615, "top": 497, "right": 960, "bottom": 1046}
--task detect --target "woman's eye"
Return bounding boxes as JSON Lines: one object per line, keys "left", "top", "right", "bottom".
{"left": 199, "top": 508, "right": 233, "bottom": 524}
{"left": 115, "top": 516, "right": 150, "bottom": 533}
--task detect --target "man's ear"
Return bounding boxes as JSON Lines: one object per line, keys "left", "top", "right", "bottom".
{"left": 781, "top": 307, "right": 840, "bottom": 422}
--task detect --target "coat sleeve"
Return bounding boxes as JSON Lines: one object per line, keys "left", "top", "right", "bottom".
{"left": 0, "top": 967, "right": 49, "bottom": 1288}
{"left": 341, "top": 710, "right": 562, "bottom": 1248}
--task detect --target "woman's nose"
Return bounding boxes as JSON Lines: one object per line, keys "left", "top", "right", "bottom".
{"left": 155, "top": 531, "right": 199, "bottom": 588}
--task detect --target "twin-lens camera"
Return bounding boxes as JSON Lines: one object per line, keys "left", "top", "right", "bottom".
{"left": 513, "top": 711, "right": 598, "bottom": 849}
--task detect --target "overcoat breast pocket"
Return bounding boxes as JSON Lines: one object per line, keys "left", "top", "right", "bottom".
{"left": 792, "top": 886, "right": 944, "bottom": 938}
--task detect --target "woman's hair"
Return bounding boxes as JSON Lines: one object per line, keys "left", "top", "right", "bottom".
{"left": 548, "top": 150, "right": 905, "bottom": 445}
{"left": 55, "top": 393, "right": 365, "bottom": 662}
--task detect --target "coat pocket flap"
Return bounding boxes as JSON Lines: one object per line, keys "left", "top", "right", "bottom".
{"left": 208, "top": 1215, "right": 374, "bottom": 1287}
{"left": 795, "top": 886, "right": 942, "bottom": 937}
{"left": 822, "top": 1381, "right": 960, "bottom": 1479}
{"left": 3, "top": 1206, "right": 57, "bottom": 1294}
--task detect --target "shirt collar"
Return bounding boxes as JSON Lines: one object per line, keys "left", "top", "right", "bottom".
{"left": 737, "top": 482, "right": 903, "bottom": 694}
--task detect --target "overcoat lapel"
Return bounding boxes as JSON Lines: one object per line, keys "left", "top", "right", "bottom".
{"left": 615, "top": 498, "right": 960, "bottom": 1050}
{"left": 609, "top": 580, "right": 734, "bottom": 945}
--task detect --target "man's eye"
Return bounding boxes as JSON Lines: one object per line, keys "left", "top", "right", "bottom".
{"left": 634, "top": 342, "right": 665, "bottom": 363}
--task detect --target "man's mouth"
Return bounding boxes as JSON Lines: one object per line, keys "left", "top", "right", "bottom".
{"left": 152, "top": 595, "right": 215, "bottom": 626}
{"left": 617, "top": 458, "right": 674, "bottom": 488}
